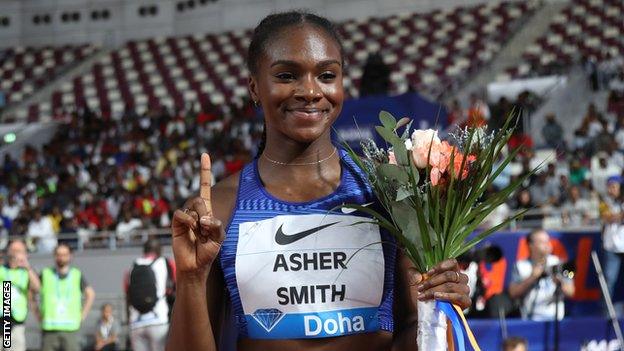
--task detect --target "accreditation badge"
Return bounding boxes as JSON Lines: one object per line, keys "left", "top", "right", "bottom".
{"left": 235, "top": 214, "right": 385, "bottom": 339}
{"left": 56, "top": 302, "right": 67, "bottom": 315}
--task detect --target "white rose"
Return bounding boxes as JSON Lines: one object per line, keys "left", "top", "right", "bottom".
{"left": 410, "top": 129, "right": 441, "bottom": 169}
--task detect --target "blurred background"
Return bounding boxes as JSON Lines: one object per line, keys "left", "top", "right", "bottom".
{"left": 0, "top": 0, "right": 623, "bottom": 350}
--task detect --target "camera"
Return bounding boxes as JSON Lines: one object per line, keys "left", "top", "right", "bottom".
{"left": 458, "top": 244, "right": 503, "bottom": 265}
{"left": 543, "top": 262, "right": 575, "bottom": 280}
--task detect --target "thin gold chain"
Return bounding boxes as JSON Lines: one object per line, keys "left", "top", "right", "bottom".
{"left": 262, "top": 147, "right": 337, "bottom": 166}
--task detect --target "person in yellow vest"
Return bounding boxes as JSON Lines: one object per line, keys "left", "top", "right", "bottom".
{"left": 0, "top": 240, "right": 41, "bottom": 351}
{"left": 37, "top": 244, "right": 95, "bottom": 351}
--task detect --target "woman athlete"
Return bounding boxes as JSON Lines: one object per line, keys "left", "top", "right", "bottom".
{"left": 167, "top": 11, "right": 471, "bottom": 351}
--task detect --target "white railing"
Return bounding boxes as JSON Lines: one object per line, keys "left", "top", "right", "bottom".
{"left": 11, "top": 207, "right": 606, "bottom": 254}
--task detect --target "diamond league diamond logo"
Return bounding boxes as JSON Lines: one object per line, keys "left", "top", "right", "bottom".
{"left": 251, "top": 308, "right": 285, "bottom": 333}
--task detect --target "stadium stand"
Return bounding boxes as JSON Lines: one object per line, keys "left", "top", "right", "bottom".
{"left": 5, "top": 1, "right": 537, "bottom": 121}
{"left": 0, "top": 44, "right": 98, "bottom": 116}
{"left": 2, "top": 1, "right": 624, "bottom": 349}
{"left": 500, "top": 0, "right": 624, "bottom": 80}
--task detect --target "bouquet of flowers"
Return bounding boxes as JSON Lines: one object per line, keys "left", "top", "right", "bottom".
{"left": 342, "top": 111, "right": 534, "bottom": 350}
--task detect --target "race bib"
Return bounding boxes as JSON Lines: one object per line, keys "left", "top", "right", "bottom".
{"left": 235, "top": 214, "right": 385, "bottom": 339}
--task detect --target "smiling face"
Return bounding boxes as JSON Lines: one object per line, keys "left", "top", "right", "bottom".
{"left": 249, "top": 24, "right": 344, "bottom": 145}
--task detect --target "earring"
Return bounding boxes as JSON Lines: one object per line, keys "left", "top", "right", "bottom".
{"left": 253, "top": 100, "right": 259, "bottom": 108}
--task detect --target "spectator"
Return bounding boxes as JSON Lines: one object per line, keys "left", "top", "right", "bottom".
{"left": 488, "top": 96, "right": 512, "bottom": 132}
{"left": 1, "top": 195, "right": 20, "bottom": 222}
{"left": 38, "top": 244, "right": 95, "bottom": 351}
{"left": 605, "top": 140, "right": 624, "bottom": 169}
{"left": 511, "top": 188, "right": 544, "bottom": 228}
{"left": 529, "top": 172, "right": 559, "bottom": 207}
{"left": 561, "top": 186, "right": 594, "bottom": 227}
{"left": 584, "top": 104, "right": 602, "bottom": 138}
{"left": 502, "top": 336, "right": 528, "bottom": 351}
{"left": 609, "top": 71, "right": 624, "bottom": 94}
{"left": 359, "top": 53, "right": 390, "bottom": 97}
{"left": 465, "top": 92, "right": 490, "bottom": 128}
{"left": 545, "top": 163, "right": 560, "bottom": 191}
{"left": 446, "top": 99, "right": 464, "bottom": 127}
{"left": 0, "top": 199, "right": 11, "bottom": 246}
{"left": 116, "top": 210, "right": 143, "bottom": 242}
{"left": 492, "top": 154, "right": 512, "bottom": 191}
{"left": 541, "top": 113, "right": 565, "bottom": 150}
{"left": 508, "top": 229, "right": 575, "bottom": 321}
{"left": 558, "top": 174, "right": 571, "bottom": 204}
{"left": 48, "top": 206, "right": 63, "bottom": 234}
{"left": 591, "top": 152, "right": 622, "bottom": 195}
{"left": 125, "top": 239, "right": 175, "bottom": 351}
{"left": 94, "top": 303, "right": 120, "bottom": 351}
{"left": 27, "top": 209, "right": 57, "bottom": 254}
{"left": 0, "top": 240, "right": 41, "bottom": 351}
{"left": 598, "top": 176, "right": 624, "bottom": 316}
{"left": 594, "top": 118, "right": 614, "bottom": 152}
{"left": 569, "top": 159, "right": 590, "bottom": 186}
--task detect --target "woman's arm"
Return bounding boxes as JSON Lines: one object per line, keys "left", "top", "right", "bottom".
{"left": 166, "top": 153, "right": 236, "bottom": 351}
{"left": 392, "top": 252, "right": 471, "bottom": 351}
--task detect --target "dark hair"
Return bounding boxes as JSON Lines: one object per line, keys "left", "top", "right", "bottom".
{"left": 248, "top": 11, "right": 344, "bottom": 157}
{"left": 54, "top": 243, "right": 72, "bottom": 254}
{"left": 526, "top": 229, "right": 546, "bottom": 244}
{"left": 143, "top": 238, "right": 162, "bottom": 255}
{"left": 246, "top": 10, "right": 344, "bottom": 76}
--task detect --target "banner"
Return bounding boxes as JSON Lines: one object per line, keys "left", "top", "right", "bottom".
{"left": 332, "top": 92, "right": 447, "bottom": 150}
{"left": 471, "top": 317, "right": 624, "bottom": 350}
{"left": 475, "top": 230, "right": 619, "bottom": 316}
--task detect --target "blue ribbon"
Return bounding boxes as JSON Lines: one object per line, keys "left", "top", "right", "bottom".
{"left": 436, "top": 300, "right": 477, "bottom": 351}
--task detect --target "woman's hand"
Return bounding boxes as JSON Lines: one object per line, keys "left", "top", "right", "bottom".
{"left": 171, "top": 153, "right": 225, "bottom": 279}
{"left": 403, "top": 257, "right": 471, "bottom": 309}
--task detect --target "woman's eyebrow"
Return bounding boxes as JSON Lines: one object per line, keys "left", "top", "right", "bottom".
{"left": 270, "top": 59, "right": 341, "bottom": 68}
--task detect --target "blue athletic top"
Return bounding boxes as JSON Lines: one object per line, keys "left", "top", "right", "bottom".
{"left": 220, "top": 148, "right": 396, "bottom": 340}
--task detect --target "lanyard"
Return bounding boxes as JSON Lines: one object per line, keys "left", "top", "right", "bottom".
{"left": 54, "top": 269, "right": 74, "bottom": 303}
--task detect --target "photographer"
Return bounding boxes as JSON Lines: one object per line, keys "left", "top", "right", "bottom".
{"left": 509, "top": 229, "right": 575, "bottom": 321}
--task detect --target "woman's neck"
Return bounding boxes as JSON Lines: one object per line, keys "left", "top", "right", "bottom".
{"left": 257, "top": 132, "right": 342, "bottom": 202}
{"left": 261, "top": 133, "right": 336, "bottom": 166}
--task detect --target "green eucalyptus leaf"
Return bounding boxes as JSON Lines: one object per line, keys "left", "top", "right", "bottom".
{"left": 378, "top": 164, "right": 409, "bottom": 183}
{"left": 390, "top": 200, "right": 423, "bottom": 251}
{"left": 396, "top": 186, "right": 412, "bottom": 201}
{"left": 375, "top": 126, "right": 401, "bottom": 145}
{"left": 379, "top": 111, "right": 397, "bottom": 130}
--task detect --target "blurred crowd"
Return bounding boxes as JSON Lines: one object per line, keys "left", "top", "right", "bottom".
{"left": 447, "top": 76, "right": 624, "bottom": 231}
{"left": 2, "top": 59, "right": 624, "bottom": 252}
{"left": 0, "top": 101, "right": 263, "bottom": 252}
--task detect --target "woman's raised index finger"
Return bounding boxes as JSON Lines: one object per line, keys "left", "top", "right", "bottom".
{"left": 200, "top": 153, "right": 212, "bottom": 209}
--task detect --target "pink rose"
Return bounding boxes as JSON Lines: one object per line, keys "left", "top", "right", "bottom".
{"left": 388, "top": 151, "right": 397, "bottom": 165}
{"left": 410, "top": 129, "right": 441, "bottom": 169}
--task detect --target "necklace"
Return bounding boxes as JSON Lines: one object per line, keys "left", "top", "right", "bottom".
{"left": 262, "top": 147, "right": 337, "bottom": 166}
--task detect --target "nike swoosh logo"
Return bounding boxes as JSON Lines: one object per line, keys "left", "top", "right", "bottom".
{"left": 340, "top": 202, "right": 374, "bottom": 214}
{"left": 275, "top": 221, "right": 340, "bottom": 245}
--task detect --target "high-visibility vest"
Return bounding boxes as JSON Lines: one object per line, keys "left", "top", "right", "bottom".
{"left": 0, "top": 266, "right": 29, "bottom": 323}
{"left": 40, "top": 267, "right": 82, "bottom": 331}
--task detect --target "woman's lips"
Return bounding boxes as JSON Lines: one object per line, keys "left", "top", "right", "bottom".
{"left": 286, "top": 109, "right": 328, "bottom": 121}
